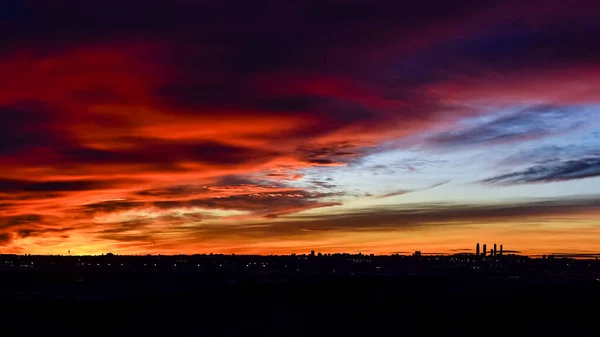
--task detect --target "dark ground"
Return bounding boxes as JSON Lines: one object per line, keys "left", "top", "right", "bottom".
{"left": 1, "top": 271, "right": 598, "bottom": 336}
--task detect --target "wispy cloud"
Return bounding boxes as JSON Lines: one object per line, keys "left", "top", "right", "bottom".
{"left": 500, "top": 144, "right": 600, "bottom": 166}
{"left": 426, "top": 105, "right": 593, "bottom": 149}
{"left": 375, "top": 180, "right": 449, "bottom": 199}
{"left": 482, "top": 157, "right": 600, "bottom": 185}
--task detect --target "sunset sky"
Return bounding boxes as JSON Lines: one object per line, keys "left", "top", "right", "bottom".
{"left": 1, "top": 0, "right": 600, "bottom": 256}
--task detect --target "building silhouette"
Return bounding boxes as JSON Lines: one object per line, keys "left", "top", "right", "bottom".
{"left": 476, "top": 243, "right": 480, "bottom": 256}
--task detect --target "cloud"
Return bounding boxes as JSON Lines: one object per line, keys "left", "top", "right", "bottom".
{"left": 136, "top": 185, "right": 211, "bottom": 198}
{"left": 0, "top": 214, "right": 73, "bottom": 244}
{"left": 180, "top": 195, "right": 600, "bottom": 240}
{"left": 78, "top": 200, "right": 145, "bottom": 215}
{"left": 2, "top": 0, "right": 600, "bottom": 253}
{"left": 500, "top": 145, "right": 597, "bottom": 166}
{"left": 15, "top": 227, "right": 71, "bottom": 239}
{"left": 426, "top": 105, "right": 591, "bottom": 148}
{"left": 375, "top": 180, "right": 449, "bottom": 199}
{"left": 75, "top": 174, "right": 345, "bottom": 234}
{"left": 0, "top": 178, "right": 134, "bottom": 193}
{"left": 0, "top": 233, "right": 11, "bottom": 245}
{"left": 375, "top": 190, "right": 413, "bottom": 199}
{"left": 482, "top": 157, "right": 600, "bottom": 185}
{"left": 0, "top": 104, "right": 67, "bottom": 155}
{"left": 156, "top": 192, "right": 342, "bottom": 218}
{"left": 0, "top": 214, "right": 44, "bottom": 229}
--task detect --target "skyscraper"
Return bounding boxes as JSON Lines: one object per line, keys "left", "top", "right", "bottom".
{"left": 500, "top": 245, "right": 503, "bottom": 256}
{"left": 493, "top": 244, "right": 497, "bottom": 256}
{"left": 483, "top": 244, "right": 487, "bottom": 257}
{"left": 476, "top": 243, "right": 480, "bottom": 256}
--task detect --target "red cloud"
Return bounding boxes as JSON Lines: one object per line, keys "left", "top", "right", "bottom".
{"left": 2, "top": 0, "right": 600, "bottom": 254}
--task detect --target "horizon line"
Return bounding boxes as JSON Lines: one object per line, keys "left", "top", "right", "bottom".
{"left": 2, "top": 252, "right": 599, "bottom": 259}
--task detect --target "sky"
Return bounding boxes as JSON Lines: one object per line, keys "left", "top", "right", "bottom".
{"left": 1, "top": 0, "right": 600, "bottom": 256}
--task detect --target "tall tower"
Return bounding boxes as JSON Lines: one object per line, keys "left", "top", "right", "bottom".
{"left": 500, "top": 245, "right": 503, "bottom": 256}
{"left": 493, "top": 244, "right": 497, "bottom": 256}
{"left": 483, "top": 244, "right": 487, "bottom": 257}
{"left": 476, "top": 243, "right": 480, "bottom": 256}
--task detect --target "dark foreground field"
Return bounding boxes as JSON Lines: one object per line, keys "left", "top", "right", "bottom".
{"left": 1, "top": 271, "right": 598, "bottom": 336}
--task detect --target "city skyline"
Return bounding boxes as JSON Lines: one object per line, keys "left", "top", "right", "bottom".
{"left": 3, "top": 241, "right": 600, "bottom": 260}
{"left": 2, "top": 1, "right": 600, "bottom": 256}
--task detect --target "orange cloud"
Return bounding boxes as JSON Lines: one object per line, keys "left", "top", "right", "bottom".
{"left": 2, "top": 0, "right": 600, "bottom": 255}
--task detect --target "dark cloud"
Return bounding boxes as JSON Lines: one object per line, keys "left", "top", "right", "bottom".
{"left": 376, "top": 190, "right": 413, "bottom": 199}
{"left": 405, "top": 23, "right": 600, "bottom": 81}
{"left": 0, "top": 214, "right": 71, "bottom": 242}
{"left": 380, "top": 9, "right": 600, "bottom": 96}
{"left": 0, "top": 214, "right": 44, "bottom": 229}
{"left": 307, "top": 159, "right": 341, "bottom": 166}
{"left": 15, "top": 227, "right": 72, "bottom": 239}
{"left": 500, "top": 144, "right": 600, "bottom": 166}
{"left": 70, "top": 87, "right": 130, "bottom": 105}
{"left": 458, "top": 21, "right": 600, "bottom": 72}
{"left": 482, "top": 157, "right": 600, "bottom": 185}
{"left": 365, "top": 165, "right": 396, "bottom": 175}
{"left": 94, "top": 213, "right": 208, "bottom": 242}
{"left": 136, "top": 185, "right": 211, "bottom": 198}
{"left": 60, "top": 140, "right": 278, "bottom": 167}
{"left": 1, "top": 138, "right": 278, "bottom": 174}
{"left": 0, "top": 233, "right": 11, "bottom": 245}
{"left": 214, "top": 175, "right": 278, "bottom": 188}
{"left": 390, "top": 159, "right": 448, "bottom": 172}
{"left": 375, "top": 180, "right": 449, "bottom": 199}
{"left": 0, "top": 178, "right": 130, "bottom": 193}
{"left": 0, "top": 104, "right": 67, "bottom": 155}
{"left": 81, "top": 184, "right": 342, "bottom": 218}
{"left": 0, "top": 215, "right": 72, "bottom": 240}
{"left": 296, "top": 142, "right": 365, "bottom": 166}
{"left": 426, "top": 105, "right": 589, "bottom": 148}
{"left": 16, "top": 229, "right": 36, "bottom": 238}
{"left": 154, "top": 192, "right": 342, "bottom": 218}
{"left": 156, "top": 83, "right": 376, "bottom": 127}
{"left": 308, "top": 179, "right": 338, "bottom": 190}
{"left": 78, "top": 200, "right": 145, "bottom": 215}
{"left": 96, "top": 219, "right": 152, "bottom": 235}
{"left": 206, "top": 195, "right": 600, "bottom": 237}
{"left": 121, "top": 174, "right": 345, "bottom": 221}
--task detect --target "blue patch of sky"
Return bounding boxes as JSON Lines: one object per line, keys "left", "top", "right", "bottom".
{"left": 293, "top": 103, "right": 600, "bottom": 208}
